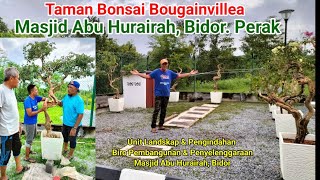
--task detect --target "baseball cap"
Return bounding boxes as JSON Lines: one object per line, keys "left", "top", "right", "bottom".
{"left": 160, "top": 59, "right": 168, "bottom": 65}
{"left": 68, "top": 80, "right": 80, "bottom": 92}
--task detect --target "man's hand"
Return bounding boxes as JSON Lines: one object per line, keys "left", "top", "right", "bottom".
{"left": 190, "top": 70, "right": 198, "bottom": 75}
{"left": 130, "top": 69, "right": 139, "bottom": 75}
{"left": 19, "top": 125, "right": 22, "bottom": 136}
{"left": 69, "top": 128, "right": 76, "bottom": 137}
{"left": 177, "top": 70, "right": 199, "bottom": 78}
{"left": 43, "top": 101, "right": 48, "bottom": 110}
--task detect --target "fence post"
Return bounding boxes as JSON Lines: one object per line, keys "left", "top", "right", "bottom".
{"left": 90, "top": 76, "right": 96, "bottom": 127}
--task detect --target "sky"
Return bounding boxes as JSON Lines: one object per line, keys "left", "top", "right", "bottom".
{"left": 0, "top": 38, "right": 96, "bottom": 90}
{"left": 0, "top": 0, "right": 315, "bottom": 56}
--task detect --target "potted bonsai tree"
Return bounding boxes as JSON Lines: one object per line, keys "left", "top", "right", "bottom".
{"left": 210, "top": 63, "right": 223, "bottom": 103}
{"left": 103, "top": 51, "right": 134, "bottom": 112}
{"left": 169, "top": 67, "right": 182, "bottom": 102}
{"left": 254, "top": 34, "right": 315, "bottom": 180}
{"left": 105, "top": 52, "right": 123, "bottom": 112}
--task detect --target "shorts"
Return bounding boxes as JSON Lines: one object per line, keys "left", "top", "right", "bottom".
{"left": 25, "top": 124, "right": 37, "bottom": 148}
{"left": 62, "top": 124, "right": 80, "bottom": 149}
{"left": 0, "top": 132, "right": 22, "bottom": 166}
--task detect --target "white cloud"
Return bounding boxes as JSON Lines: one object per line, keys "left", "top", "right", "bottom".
{"left": 225, "top": 0, "right": 265, "bottom": 9}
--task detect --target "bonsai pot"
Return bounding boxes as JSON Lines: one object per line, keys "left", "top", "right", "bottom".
{"left": 269, "top": 104, "right": 279, "bottom": 113}
{"left": 41, "top": 130, "right": 63, "bottom": 160}
{"left": 108, "top": 97, "right": 124, "bottom": 112}
{"left": 210, "top": 92, "right": 223, "bottom": 103}
{"left": 274, "top": 110, "right": 303, "bottom": 138}
{"left": 169, "top": 92, "right": 180, "bottom": 102}
{"left": 272, "top": 108, "right": 288, "bottom": 119}
{"left": 279, "top": 132, "right": 315, "bottom": 180}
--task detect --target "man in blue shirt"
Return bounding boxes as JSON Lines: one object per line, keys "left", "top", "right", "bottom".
{"left": 58, "top": 80, "right": 84, "bottom": 160}
{"left": 131, "top": 59, "right": 198, "bottom": 133}
{"left": 23, "top": 84, "right": 48, "bottom": 163}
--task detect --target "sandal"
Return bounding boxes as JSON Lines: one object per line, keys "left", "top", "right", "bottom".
{"left": 24, "top": 158, "right": 36, "bottom": 163}
{"left": 16, "top": 166, "right": 30, "bottom": 174}
{"left": 62, "top": 149, "right": 68, "bottom": 155}
{"left": 30, "top": 150, "right": 36, "bottom": 154}
{"left": 158, "top": 126, "right": 167, "bottom": 130}
{"left": 67, "top": 155, "right": 74, "bottom": 161}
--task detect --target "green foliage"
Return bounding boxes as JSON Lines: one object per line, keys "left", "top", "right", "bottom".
{"left": 241, "top": 16, "right": 283, "bottom": 67}
{"left": 22, "top": 40, "right": 94, "bottom": 98}
{"left": 23, "top": 41, "right": 94, "bottom": 82}
{"left": 177, "top": 78, "right": 251, "bottom": 93}
{"left": 0, "top": 17, "right": 9, "bottom": 33}
{"left": 193, "top": 19, "right": 236, "bottom": 82}
{"left": 253, "top": 40, "right": 315, "bottom": 96}
{"left": 148, "top": 33, "right": 193, "bottom": 72}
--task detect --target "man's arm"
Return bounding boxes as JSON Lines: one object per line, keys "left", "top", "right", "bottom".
{"left": 177, "top": 70, "right": 198, "bottom": 78}
{"left": 73, "top": 114, "right": 84, "bottom": 129}
{"left": 69, "top": 114, "right": 83, "bottom": 136}
{"left": 130, "top": 70, "right": 151, "bottom": 79}
{"left": 26, "top": 107, "right": 45, "bottom": 117}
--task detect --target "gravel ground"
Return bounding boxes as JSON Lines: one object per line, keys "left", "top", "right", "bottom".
{"left": 96, "top": 102, "right": 315, "bottom": 180}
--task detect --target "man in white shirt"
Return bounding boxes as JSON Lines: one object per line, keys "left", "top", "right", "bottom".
{"left": 0, "top": 67, "right": 29, "bottom": 180}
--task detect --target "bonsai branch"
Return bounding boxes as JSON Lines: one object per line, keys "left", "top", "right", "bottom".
{"left": 107, "top": 62, "right": 121, "bottom": 99}
{"left": 43, "top": 110, "right": 58, "bottom": 138}
{"left": 259, "top": 74, "right": 315, "bottom": 143}
{"left": 213, "top": 64, "right": 222, "bottom": 91}
{"left": 171, "top": 67, "right": 182, "bottom": 92}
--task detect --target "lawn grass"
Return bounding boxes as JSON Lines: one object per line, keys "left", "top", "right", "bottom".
{"left": 177, "top": 78, "right": 252, "bottom": 93}
{"left": 165, "top": 101, "right": 210, "bottom": 117}
{"left": 6, "top": 133, "right": 95, "bottom": 179}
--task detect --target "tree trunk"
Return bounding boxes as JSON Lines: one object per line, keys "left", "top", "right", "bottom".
{"left": 258, "top": 75, "right": 314, "bottom": 144}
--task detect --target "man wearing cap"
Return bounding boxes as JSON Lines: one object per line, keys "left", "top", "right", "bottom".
{"left": 131, "top": 59, "right": 198, "bottom": 133}
{"left": 58, "top": 80, "right": 84, "bottom": 160}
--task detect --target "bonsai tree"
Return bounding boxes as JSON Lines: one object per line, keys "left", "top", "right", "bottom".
{"left": 254, "top": 33, "right": 315, "bottom": 143}
{"left": 170, "top": 67, "right": 182, "bottom": 92}
{"left": 101, "top": 51, "right": 134, "bottom": 99}
{"left": 213, "top": 64, "right": 223, "bottom": 91}
{"left": 23, "top": 41, "right": 94, "bottom": 105}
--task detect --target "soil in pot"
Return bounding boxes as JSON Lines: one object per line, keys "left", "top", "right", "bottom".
{"left": 283, "top": 138, "right": 315, "bottom": 145}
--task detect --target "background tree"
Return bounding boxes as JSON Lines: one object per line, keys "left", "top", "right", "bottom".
{"left": 0, "top": 17, "right": 44, "bottom": 37}
{"left": 195, "top": 19, "right": 236, "bottom": 82}
{"left": 241, "top": 16, "right": 283, "bottom": 68}
{"left": 0, "top": 17, "right": 9, "bottom": 33}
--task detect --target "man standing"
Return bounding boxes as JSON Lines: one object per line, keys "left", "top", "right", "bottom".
{"left": 0, "top": 67, "right": 29, "bottom": 180}
{"left": 23, "top": 84, "right": 48, "bottom": 163}
{"left": 58, "top": 80, "right": 84, "bottom": 160}
{"left": 130, "top": 59, "right": 198, "bottom": 133}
